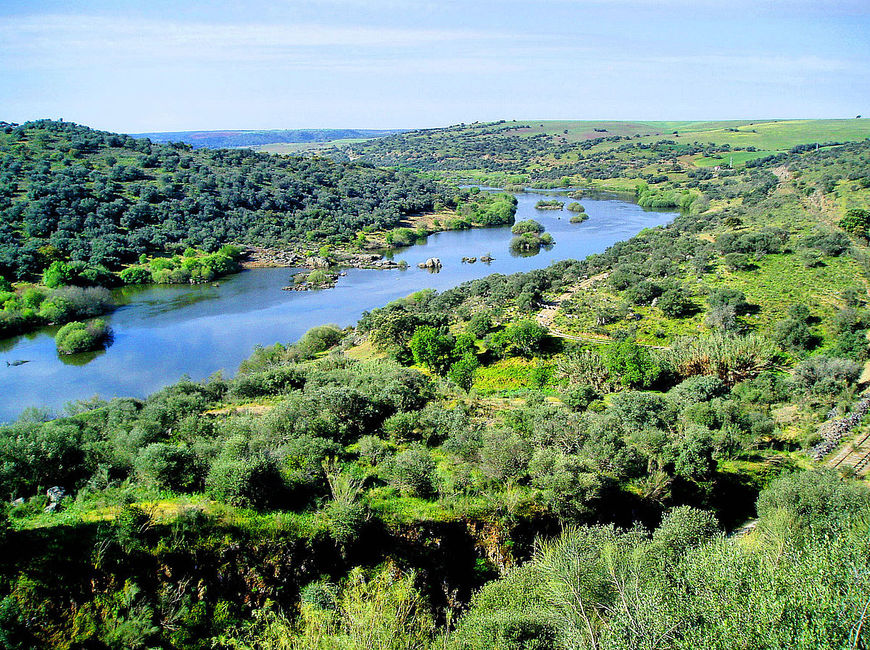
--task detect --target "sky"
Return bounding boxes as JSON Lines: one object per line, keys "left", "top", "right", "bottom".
{"left": 1, "top": 0, "right": 868, "bottom": 133}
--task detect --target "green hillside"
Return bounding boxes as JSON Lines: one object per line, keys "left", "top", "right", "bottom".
{"left": 1, "top": 119, "right": 870, "bottom": 647}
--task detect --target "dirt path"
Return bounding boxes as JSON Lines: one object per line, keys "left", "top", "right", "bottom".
{"left": 536, "top": 271, "right": 668, "bottom": 349}
{"left": 536, "top": 272, "right": 609, "bottom": 329}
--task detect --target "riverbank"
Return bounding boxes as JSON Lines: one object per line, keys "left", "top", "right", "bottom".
{"left": 0, "top": 191, "right": 674, "bottom": 420}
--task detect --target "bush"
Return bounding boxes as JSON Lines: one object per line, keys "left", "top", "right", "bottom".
{"left": 448, "top": 353, "right": 479, "bottom": 392}
{"left": 134, "top": 443, "right": 203, "bottom": 492}
{"left": 652, "top": 506, "right": 719, "bottom": 559}
{"left": 381, "top": 411, "right": 421, "bottom": 444}
{"left": 839, "top": 207, "right": 870, "bottom": 235}
{"left": 496, "top": 322, "right": 542, "bottom": 358}
{"left": 119, "top": 266, "right": 153, "bottom": 284}
{"left": 38, "top": 286, "right": 114, "bottom": 323}
{"left": 658, "top": 286, "right": 694, "bottom": 317}
{"left": 756, "top": 469, "right": 869, "bottom": 530}
{"left": 382, "top": 445, "right": 435, "bottom": 498}
{"left": 668, "top": 375, "right": 728, "bottom": 405}
{"left": 723, "top": 252, "right": 752, "bottom": 271}
{"left": 206, "top": 439, "right": 285, "bottom": 509}
{"left": 605, "top": 338, "right": 660, "bottom": 388}
{"left": 228, "top": 365, "right": 307, "bottom": 399}
{"left": 511, "top": 220, "right": 544, "bottom": 235}
{"left": 467, "top": 311, "right": 492, "bottom": 338}
{"left": 560, "top": 385, "right": 598, "bottom": 411}
{"left": 773, "top": 318, "right": 817, "bottom": 352}
{"left": 707, "top": 287, "right": 750, "bottom": 314}
{"left": 294, "top": 324, "right": 343, "bottom": 359}
{"left": 408, "top": 326, "right": 456, "bottom": 374}
{"left": 625, "top": 280, "right": 662, "bottom": 306}
{"left": 54, "top": 319, "right": 111, "bottom": 354}
{"left": 792, "top": 356, "right": 861, "bottom": 394}
{"left": 479, "top": 430, "right": 531, "bottom": 482}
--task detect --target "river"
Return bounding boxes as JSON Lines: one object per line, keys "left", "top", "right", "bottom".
{"left": 0, "top": 190, "right": 674, "bottom": 421}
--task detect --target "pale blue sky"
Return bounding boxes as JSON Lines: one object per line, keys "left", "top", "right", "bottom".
{"left": 1, "top": 0, "right": 867, "bottom": 133}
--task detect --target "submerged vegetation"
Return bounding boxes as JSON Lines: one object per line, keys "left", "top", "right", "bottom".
{"left": 2, "top": 117, "right": 870, "bottom": 647}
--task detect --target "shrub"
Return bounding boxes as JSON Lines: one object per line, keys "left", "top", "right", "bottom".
{"left": 228, "top": 365, "right": 307, "bottom": 399}
{"left": 605, "top": 338, "right": 660, "bottom": 388}
{"left": 381, "top": 411, "right": 421, "bottom": 444}
{"left": 756, "top": 469, "right": 869, "bottom": 530}
{"left": 510, "top": 233, "right": 548, "bottom": 252}
{"left": 408, "top": 326, "right": 456, "bottom": 374}
{"left": 625, "top": 280, "right": 662, "bottom": 306}
{"left": 560, "top": 385, "right": 598, "bottom": 411}
{"left": 300, "top": 581, "right": 338, "bottom": 611}
{"left": 801, "top": 229, "right": 850, "bottom": 256}
{"left": 505, "top": 320, "right": 547, "bottom": 357}
{"left": 652, "top": 506, "right": 719, "bottom": 559}
{"left": 707, "top": 287, "right": 750, "bottom": 314}
{"left": 382, "top": 445, "right": 435, "bottom": 498}
{"left": 723, "top": 252, "right": 752, "bottom": 271}
{"left": 467, "top": 311, "right": 493, "bottom": 338}
{"left": 134, "top": 443, "right": 203, "bottom": 492}
{"left": 206, "top": 439, "right": 285, "bottom": 509}
{"left": 294, "top": 324, "right": 343, "bottom": 359}
{"left": 448, "top": 354, "right": 479, "bottom": 392}
{"left": 671, "top": 333, "right": 779, "bottom": 386}
{"left": 798, "top": 249, "right": 823, "bottom": 268}
{"left": 38, "top": 286, "right": 114, "bottom": 323}
{"left": 119, "top": 266, "right": 153, "bottom": 284}
{"left": 839, "top": 207, "right": 870, "bottom": 235}
{"left": 658, "top": 286, "right": 695, "bottom": 317}
{"left": 792, "top": 356, "right": 861, "bottom": 394}
{"left": 479, "top": 430, "right": 531, "bottom": 482}
{"left": 511, "top": 220, "right": 544, "bottom": 235}
{"left": 773, "top": 318, "right": 817, "bottom": 352}
{"left": 705, "top": 304, "right": 738, "bottom": 332}
{"left": 668, "top": 375, "right": 728, "bottom": 405}
{"left": 356, "top": 436, "right": 391, "bottom": 465}
{"left": 55, "top": 319, "right": 111, "bottom": 354}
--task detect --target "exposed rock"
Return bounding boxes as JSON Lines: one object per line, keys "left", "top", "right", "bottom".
{"left": 418, "top": 257, "right": 442, "bottom": 269}
{"left": 241, "top": 246, "right": 299, "bottom": 268}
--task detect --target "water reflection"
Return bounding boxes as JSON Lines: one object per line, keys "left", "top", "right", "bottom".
{"left": 58, "top": 346, "right": 108, "bottom": 367}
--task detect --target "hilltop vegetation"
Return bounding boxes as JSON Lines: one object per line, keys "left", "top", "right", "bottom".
{"left": 338, "top": 118, "right": 870, "bottom": 189}
{"left": 0, "top": 120, "right": 445, "bottom": 284}
{"left": 2, "top": 118, "right": 870, "bottom": 647}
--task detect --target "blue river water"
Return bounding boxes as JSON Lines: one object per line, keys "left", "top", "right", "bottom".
{"left": 0, "top": 190, "right": 674, "bottom": 421}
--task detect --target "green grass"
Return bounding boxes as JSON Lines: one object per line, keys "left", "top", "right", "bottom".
{"left": 410, "top": 119, "right": 870, "bottom": 150}
{"left": 695, "top": 150, "right": 779, "bottom": 168}
{"left": 473, "top": 357, "right": 544, "bottom": 394}
{"left": 365, "top": 488, "right": 454, "bottom": 524}
{"left": 722, "top": 253, "right": 860, "bottom": 338}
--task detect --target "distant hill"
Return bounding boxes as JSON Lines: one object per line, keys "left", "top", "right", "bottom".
{"left": 130, "top": 128, "right": 406, "bottom": 149}
{"left": 341, "top": 118, "right": 870, "bottom": 174}
{"left": 0, "top": 120, "right": 442, "bottom": 282}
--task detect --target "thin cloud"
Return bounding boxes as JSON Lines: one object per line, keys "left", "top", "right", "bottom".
{"left": 0, "top": 14, "right": 508, "bottom": 69}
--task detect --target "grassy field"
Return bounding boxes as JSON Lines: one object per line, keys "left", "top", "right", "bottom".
{"left": 249, "top": 137, "right": 378, "bottom": 154}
